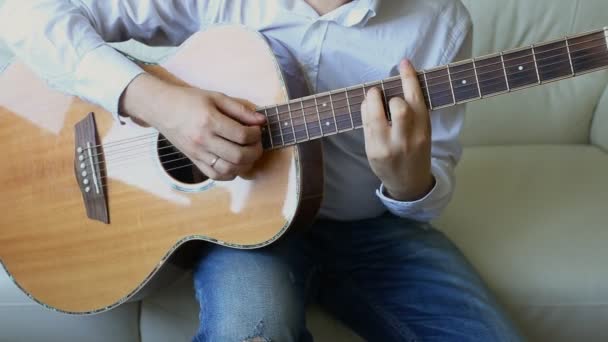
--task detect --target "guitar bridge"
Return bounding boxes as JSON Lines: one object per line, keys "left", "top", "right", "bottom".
{"left": 74, "top": 112, "right": 109, "bottom": 224}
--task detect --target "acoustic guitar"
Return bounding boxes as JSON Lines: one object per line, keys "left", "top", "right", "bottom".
{"left": 1, "top": 26, "right": 607, "bottom": 314}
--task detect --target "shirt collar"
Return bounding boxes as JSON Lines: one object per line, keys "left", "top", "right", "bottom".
{"left": 285, "top": 0, "right": 379, "bottom": 27}
{"left": 332, "top": 0, "right": 379, "bottom": 27}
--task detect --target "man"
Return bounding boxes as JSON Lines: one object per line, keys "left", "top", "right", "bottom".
{"left": 0, "top": 0, "right": 521, "bottom": 341}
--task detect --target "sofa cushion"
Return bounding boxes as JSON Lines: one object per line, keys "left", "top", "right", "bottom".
{"left": 591, "top": 86, "right": 608, "bottom": 152}
{"left": 0, "top": 266, "right": 141, "bottom": 342}
{"left": 435, "top": 144, "right": 608, "bottom": 341}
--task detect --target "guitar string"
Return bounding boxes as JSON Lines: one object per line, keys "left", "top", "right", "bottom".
{"left": 258, "top": 34, "right": 607, "bottom": 113}
{"left": 92, "top": 52, "right": 608, "bottom": 177}
{"left": 81, "top": 42, "right": 608, "bottom": 170}
{"left": 91, "top": 47, "right": 608, "bottom": 166}
{"left": 419, "top": 34, "right": 606, "bottom": 83}
{"left": 94, "top": 43, "right": 608, "bottom": 162}
{"left": 91, "top": 50, "right": 608, "bottom": 171}
{"left": 86, "top": 34, "right": 607, "bottom": 153}
{"left": 86, "top": 38, "right": 599, "bottom": 166}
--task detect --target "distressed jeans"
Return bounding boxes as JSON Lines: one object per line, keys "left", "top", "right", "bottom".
{"left": 192, "top": 213, "right": 522, "bottom": 342}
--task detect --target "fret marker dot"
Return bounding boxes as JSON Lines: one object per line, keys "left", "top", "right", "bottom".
{"left": 284, "top": 122, "right": 289, "bottom": 127}
{"left": 323, "top": 103, "right": 327, "bottom": 107}
{"left": 326, "top": 122, "right": 331, "bottom": 126}
{"left": 518, "top": 66, "right": 524, "bottom": 71}
{"left": 461, "top": 79, "right": 468, "bottom": 85}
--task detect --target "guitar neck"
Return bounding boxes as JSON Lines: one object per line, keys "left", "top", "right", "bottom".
{"left": 259, "top": 27, "right": 608, "bottom": 150}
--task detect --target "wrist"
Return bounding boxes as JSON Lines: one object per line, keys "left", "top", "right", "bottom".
{"left": 385, "top": 173, "right": 435, "bottom": 202}
{"left": 119, "top": 73, "right": 172, "bottom": 126}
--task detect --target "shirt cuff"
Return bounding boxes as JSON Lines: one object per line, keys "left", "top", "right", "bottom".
{"left": 375, "top": 166, "right": 451, "bottom": 222}
{"left": 376, "top": 179, "right": 436, "bottom": 207}
{"left": 73, "top": 44, "right": 145, "bottom": 124}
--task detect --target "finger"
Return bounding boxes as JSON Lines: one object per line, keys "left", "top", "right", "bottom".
{"left": 399, "top": 59, "right": 428, "bottom": 115}
{"left": 388, "top": 96, "right": 414, "bottom": 138}
{"left": 210, "top": 157, "right": 239, "bottom": 179}
{"left": 213, "top": 111, "right": 262, "bottom": 145}
{"left": 207, "top": 135, "right": 263, "bottom": 166}
{"left": 192, "top": 160, "right": 221, "bottom": 180}
{"left": 190, "top": 151, "right": 238, "bottom": 181}
{"left": 238, "top": 162, "right": 256, "bottom": 176}
{"left": 361, "top": 87, "right": 389, "bottom": 141}
{"left": 188, "top": 150, "right": 220, "bottom": 176}
{"left": 215, "top": 93, "right": 266, "bottom": 126}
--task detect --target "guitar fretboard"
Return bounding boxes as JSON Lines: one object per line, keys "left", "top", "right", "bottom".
{"left": 259, "top": 28, "right": 608, "bottom": 150}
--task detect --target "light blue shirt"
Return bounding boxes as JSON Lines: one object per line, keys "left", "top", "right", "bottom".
{"left": 0, "top": 0, "right": 472, "bottom": 221}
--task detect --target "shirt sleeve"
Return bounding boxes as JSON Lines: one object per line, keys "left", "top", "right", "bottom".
{"left": 0, "top": 0, "right": 216, "bottom": 121}
{"left": 376, "top": 25, "right": 473, "bottom": 222}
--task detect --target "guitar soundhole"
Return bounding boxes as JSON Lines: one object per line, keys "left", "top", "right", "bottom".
{"left": 157, "top": 134, "right": 208, "bottom": 185}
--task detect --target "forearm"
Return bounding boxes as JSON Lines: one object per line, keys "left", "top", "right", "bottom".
{"left": 0, "top": 0, "right": 210, "bottom": 118}
{"left": 119, "top": 73, "right": 181, "bottom": 127}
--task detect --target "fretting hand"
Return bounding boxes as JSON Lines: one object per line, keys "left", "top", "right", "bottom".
{"left": 361, "top": 59, "right": 436, "bottom": 202}
{"left": 121, "top": 74, "right": 267, "bottom": 181}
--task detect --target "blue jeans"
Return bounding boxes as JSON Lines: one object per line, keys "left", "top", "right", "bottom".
{"left": 192, "top": 213, "right": 522, "bottom": 341}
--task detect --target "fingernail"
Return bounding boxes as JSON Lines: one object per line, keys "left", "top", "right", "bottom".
{"left": 401, "top": 59, "right": 411, "bottom": 69}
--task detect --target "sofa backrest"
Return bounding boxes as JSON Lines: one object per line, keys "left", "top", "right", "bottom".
{"left": 459, "top": 0, "right": 608, "bottom": 147}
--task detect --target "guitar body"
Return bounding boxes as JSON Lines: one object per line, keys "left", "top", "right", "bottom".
{"left": 0, "top": 26, "right": 323, "bottom": 314}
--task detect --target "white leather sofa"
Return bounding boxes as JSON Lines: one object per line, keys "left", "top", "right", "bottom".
{"left": 1, "top": 0, "right": 608, "bottom": 341}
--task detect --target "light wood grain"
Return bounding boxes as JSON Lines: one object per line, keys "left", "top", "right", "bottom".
{"left": 0, "top": 27, "right": 309, "bottom": 313}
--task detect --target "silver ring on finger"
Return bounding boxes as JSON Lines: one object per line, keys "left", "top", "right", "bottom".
{"left": 210, "top": 156, "right": 220, "bottom": 168}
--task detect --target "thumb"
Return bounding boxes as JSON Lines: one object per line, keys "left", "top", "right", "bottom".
{"left": 215, "top": 94, "right": 266, "bottom": 126}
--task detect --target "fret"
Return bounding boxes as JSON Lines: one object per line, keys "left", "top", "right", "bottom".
{"left": 261, "top": 108, "right": 274, "bottom": 149}
{"left": 379, "top": 80, "right": 390, "bottom": 119}
{"left": 345, "top": 88, "right": 355, "bottom": 129}
{"left": 500, "top": 53, "right": 511, "bottom": 91}
{"left": 450, "top": 60, "right": 480, "bottom": 102}
{"left": 276, "top": 104, "right": 295, "bottom": 145}
{"left": 302, "top": 98, "right": 322, "bottom": 138}
{"left": 569, "top": 31, "right": 608, "bottom": 74}
{"left": 420, "top": 72, "right": 433, "bottom": 109}
{"left": 472, "top": 58, "right": 483, "bottom": 97}
{"left": 426, "top": 67, "right": 454, "bottom": 108}
{"left": 476, "top": 55, "right": 509, "bottom": 96}
{"left": 347, "top": 86, "right": 365, "bottom": 127}
{"left": 535, "top": 39, "right": 573, "bottom": 82}
{"left": 531, "top": 45, "right": 542, "bottom": 84}
{"left": 288, "top": 100, "right": 308, "bottom": 143}
{"left": 328, "top": 91, "right": 340, "bottom": 132}
{"left": 565, "top": 38, "right": 576, "bottom": 75}
{"left": 315, "top": 94, "right": 338, "bottom": 135}
{"left": 502, "top": 48, "right": 539, "bottom": 89}
{"left": 446, "top": 65, "right": 457, "bottom": 103}
{"left": 300, "top": 99, "right": 310, "bottom": 141}
{"left": 286, "top": 102, "right": 302, "bottom": 143}
{"left": 330, "top": 90, "right": 354, "bottom": 131}
{"left": 266, "top": 107, "right": 284, "bottom": 147}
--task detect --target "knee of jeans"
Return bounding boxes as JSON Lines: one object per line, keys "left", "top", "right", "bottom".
{"left": 194, "top": 319, "right": 307, "bottom": 342}
{"left": 193, "top": 250, "right": 308, "bottom": 341}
